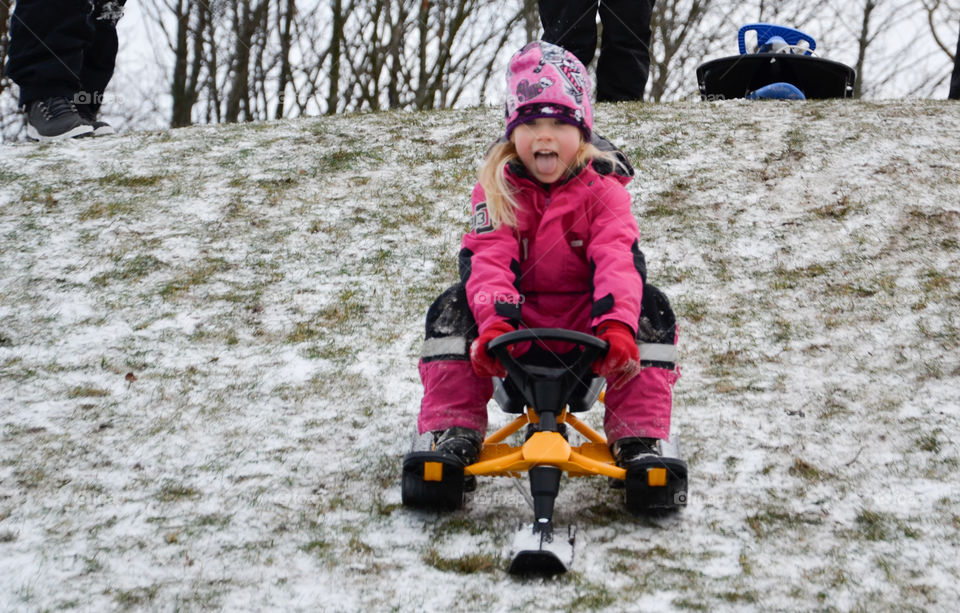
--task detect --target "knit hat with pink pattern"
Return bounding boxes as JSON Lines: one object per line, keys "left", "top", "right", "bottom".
{"left": 504, "top": 41, "right": 593, "bottom": 140}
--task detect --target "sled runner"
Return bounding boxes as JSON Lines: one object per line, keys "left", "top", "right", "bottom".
{"left": 402, "top": 328, "right": 688, "bottom": 575}
{"left": 696, "top": 23, "right": 856, "bottom": 100}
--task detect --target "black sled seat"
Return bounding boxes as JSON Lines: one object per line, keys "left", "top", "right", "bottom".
{"left": 696, "top": 23, "right": 856, "bottom": 100}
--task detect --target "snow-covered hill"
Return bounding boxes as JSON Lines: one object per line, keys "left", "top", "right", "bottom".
{"left": 2, "top": 100, "right": 959, "bottom": 611}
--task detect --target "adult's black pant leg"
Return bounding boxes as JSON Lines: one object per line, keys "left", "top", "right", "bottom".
{"left": 538, "top": 0, "right": 600, "bottom": 66}
{"left": 79, "top": 0, "right": 126, "bottom": 112}
{"left": 596, "top": 0, "right": 655, "bottom": 102}
{"left": 949, "top": 22, "right": 960, "bottom": 100}
{"left": 5, "top": 0, "right": 91, "bottom": 106}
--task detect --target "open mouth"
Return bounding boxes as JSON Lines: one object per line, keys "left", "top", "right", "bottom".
{"left": 533, "top": 151, "right": 560, "bottom": 177}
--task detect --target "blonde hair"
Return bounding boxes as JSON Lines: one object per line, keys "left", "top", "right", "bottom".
{"left": 478, "top": 138, "right": 626, "bottom": 229}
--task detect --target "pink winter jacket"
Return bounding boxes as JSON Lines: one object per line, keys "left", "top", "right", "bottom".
{"left": 462, "top": 160, "right": 644, "bottom": 337}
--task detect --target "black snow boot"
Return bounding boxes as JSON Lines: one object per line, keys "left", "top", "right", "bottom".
{"left": 612, "top": 437, "right": 662, "bottom": 467}
{"left": 612, "top": 437, "right": 688, "bottom": 514}
{"left": 433, "top": 427, "right": 482, "bottom": 466}
{"left": 608, "top": 437, "right": 661, "bottom": 489}
{"left": 25, "top": 97, "right": 94, "bottom": 141}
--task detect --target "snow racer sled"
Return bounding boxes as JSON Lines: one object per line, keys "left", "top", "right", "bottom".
{"left": 402, "top": 328, "right": 688, "bottom": 575}
{"left": 696, "top": 23, "right": 856, "bottom": 100}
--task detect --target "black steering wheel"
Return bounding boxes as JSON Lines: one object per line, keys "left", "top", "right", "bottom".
{"left": 486, "top": 328, "right": 608, "bottom": 417}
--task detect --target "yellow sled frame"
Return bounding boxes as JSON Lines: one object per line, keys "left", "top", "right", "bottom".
{"left": 464, "top": 400, "right": 628, "bottom": 482}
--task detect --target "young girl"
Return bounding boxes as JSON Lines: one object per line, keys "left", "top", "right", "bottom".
{"left": 416, "top": 41, "right": 679, "bottom": 474}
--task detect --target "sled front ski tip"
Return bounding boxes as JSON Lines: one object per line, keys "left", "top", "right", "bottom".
{"left": 508, "top": 522, "right": 576, "bottom": 576}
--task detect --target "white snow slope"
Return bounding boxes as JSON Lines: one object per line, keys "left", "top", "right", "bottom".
{"left": 2, "top": 100, "right": 960, "bottom": 612}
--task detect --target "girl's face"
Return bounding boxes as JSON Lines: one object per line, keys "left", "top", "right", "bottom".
{"left": 512, "top": 118, "right": 582, "bottom": 184}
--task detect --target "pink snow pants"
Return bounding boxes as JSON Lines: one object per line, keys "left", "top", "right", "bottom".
{"left": 418, "top": 355, "right": 677, "bottom": 441}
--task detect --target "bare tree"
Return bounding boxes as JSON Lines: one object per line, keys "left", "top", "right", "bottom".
{"left": 224, "top": 0, "right": 268, "bottom": 122}
{"left": 921, "top": 0, "right": 960, "bottom": 94}
{"left": 923, "top": 0, "right": 960, "bottom": 56}
{"left": 170, "top": 1, "right": 209, "bottom": 127}
{"left": 852, "top": 0, "right": 879, "bottom": 98}
{"left": 275, "top": 0, "right": 296, "bottom": 119}
{"left": 649, "top": 0, "right": 729, "bottom": 101}
{"left": 0, "top": 0, "right": 16, "bottom": 140}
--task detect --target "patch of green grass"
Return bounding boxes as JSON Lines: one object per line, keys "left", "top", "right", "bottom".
{"left": 159, "top": 258, "right": 231, "bottom": 300}
{"left": 256, "top": 175, "right": 299, "bottom": 190}
{"left": 719, "top": 589, "right": 758, "bottom": 604}
{"left": 676, "top": 297, "right": 708, "bottom": 323}
{"left": 0, "top": 168, "right": 27, "bottom": 183}
{"left": 113, "top": 585, "right": 160, "bottom": 608}
{"left": 907, "top": 208, "right": 960, "bottom": 235}
{"left": 672, "top": 597, "right": 709, "bottom": 611}
{"left": 706, "top": 348, "right": 755, "bottom": 378}
{"left": 432, "top": 516, "right": 486, "bottom": 539}
{"left": 78, "top": 199, "right": 137, "bottom": 220}
{"left": 19, "top": 183, "right": 60, "bottom": 208}
{"left": 785, "top": 126, "right": 806, "bottom": 154}
{"left": 316, "top": 148, "right": 367, "bottom": 173}
{"left": 157, "top": 481, "right": 201, "bottom": 502}
{"left": 855, "top": 509, "right": 920, "bottom": 541}
{"left": 92, "top": 254, "right": 166, "bottom": 286}
{"left": 789, "top": 457, "right": 834, "bottom": 482}
{"left": 348, "top": 534, "right": 374, "bottom": 555}
{"left": 429, "top": 143, "right": 469, "bottom": 162}
{"left": 301, "top": 539, "right": 332, "bottom": 556}
{"left": 67, "top": 386, "right": 111, "bottom": 399}
{"left": 96, "top": 172, "right": 165, "bottom": 188}
{"left": 578, "top": 499, "right": 627, "bottom": 526}
{"left": 648, "top": 177, "right": 695, "bottom": 218}
{"left": 193, "top": 513, "right": 232, "bottom": 529}
{"left": 746, "top": 507, "right": 823, "bottom": 538}
{"left": 920, "top": 268, "right": 954, "bottom": 293}
{"left": 691, "top": 249, "right": 731, "bottom": 281}
{"left": 771, "top": 262, "right": 832, "bottom": 290}
{"left": 566, "top": 578, "right": 617, "bottom": 610}
{"left": 422, "top": 548, "right": 499, "bottom": 574}
{"left": 917, "top": 431, "right": 942, "bottom": 454}
{"left": 810, "top": 193, "right": 856, "bottom": 219}
{"left": 826, "top": 275, "right": 895, "bottom": 299}
{"left": 610, "top": 544, "right": 675, "bottom": 561}
{"left": 772, "top": 317, "right": 793, "bottom": 344}
{"left": 287, "top": 288, "right": 367, "bottom": 341}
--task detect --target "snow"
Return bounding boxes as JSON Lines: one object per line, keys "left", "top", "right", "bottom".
{"left": 2, "top": 100, "right": 960, "bottom": 611}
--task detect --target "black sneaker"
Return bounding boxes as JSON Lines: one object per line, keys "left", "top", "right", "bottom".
{"left": 433, "top": 427, "right": 482, "bottom": 466}
{"left": 25, "top": 97, "right": 94, "bottom": 141}
{"left": 77, "top": 105, "right": 115, "bottom": 136}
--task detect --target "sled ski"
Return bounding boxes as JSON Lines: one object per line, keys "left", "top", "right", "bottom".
{"left": 697, "top": 23, "right": 855, "bottom": 100}
{"left": 508, "top": 522, "right": 576, "bottom": 575}
{"left": 401, "top": 328, "right": 689, "bottom": 575}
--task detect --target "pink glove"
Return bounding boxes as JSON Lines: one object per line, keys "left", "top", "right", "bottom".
{"left": 594, "top": 321, "right": 641, "bottom": 389}
{"left": 469, "top": 321, "right": 515, "bottom": 378}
